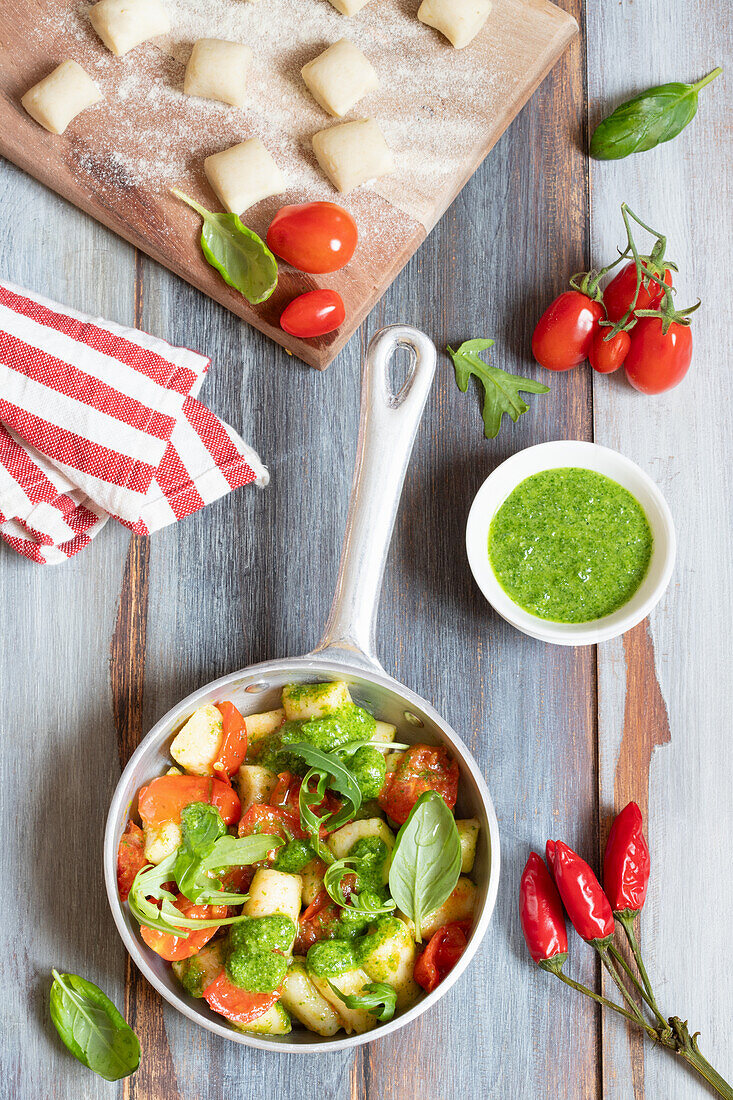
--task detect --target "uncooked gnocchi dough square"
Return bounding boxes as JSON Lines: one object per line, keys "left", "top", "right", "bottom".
{"left": 204, "top": 138, "right": 286, "bottom": 214}
{"left": 312, "top": 118, "right": 394, "bottom": 194}
{"left": 184, "top": 39, "right": 253, "bottom": 109}
{"left": 327, "top": 0, "right": 372, "bottom": 14}
{"left": 21, "top": 60, "right": 103, "bottom": 135}
{"left": 89, "top": 0, "right": 170, "bottom": 56}
{"left": 417, "top": 0, "right": 493, "bottom": 49}
{"left": 301, "top": 39, "right": 378, "bottom": 118}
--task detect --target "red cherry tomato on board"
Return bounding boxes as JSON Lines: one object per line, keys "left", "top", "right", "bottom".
{"left": 267, "top": 202, "right": 358, "bottom": 273}
{"left": 588, "top": 328, "right": 631, "bottom": 374}
{"left": 532, "top": 291, "right": 604, "bottom": 371}
{"left": 604, "top": 262, "right": 673, "bottom": 323}
{"left": 624, "top": 317, "right": 693, "bottom": 394}
{"left": 280, "top": 289, "right": 345, "bottom": 338}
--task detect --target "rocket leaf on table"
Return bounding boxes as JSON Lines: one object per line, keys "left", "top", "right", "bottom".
{"left": 447, "top": 339, "right": 549, "bottom": 439}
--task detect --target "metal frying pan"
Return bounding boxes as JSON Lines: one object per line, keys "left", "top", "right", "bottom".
{"left": 104, "top": 324, "right": 501, "bottom": 1052}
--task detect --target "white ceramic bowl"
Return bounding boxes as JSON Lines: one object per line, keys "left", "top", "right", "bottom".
{"left": 466, "top": 441, "right": 676, "bottom": 646}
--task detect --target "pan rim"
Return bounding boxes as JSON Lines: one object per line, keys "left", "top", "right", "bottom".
{"left": 104, "top": 655, "right": 501, "bottom": 1053}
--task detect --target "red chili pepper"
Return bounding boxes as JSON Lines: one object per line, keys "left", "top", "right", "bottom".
{"left": 545, "top": 839, "right": 556, "bottom": 874}
{"left": 603, "top": 802, "right": 651, "bottom": 915}
{"left": 519, "top": 853, "right": 568, "bottom": 971}
{"left": 552, "top": 841, "right": 615, "bottom": 943}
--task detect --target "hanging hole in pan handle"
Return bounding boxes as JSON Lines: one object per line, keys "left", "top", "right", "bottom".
{"left": 366, "top": 324, "right": 438, "bottom": 420}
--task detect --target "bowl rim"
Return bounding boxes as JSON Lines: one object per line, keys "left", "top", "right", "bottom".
{"left": 104, "top": 656, "right": 501, "bottom": 1053}
{"left": 465, "top": 440, "right": 676, "bottom": 646}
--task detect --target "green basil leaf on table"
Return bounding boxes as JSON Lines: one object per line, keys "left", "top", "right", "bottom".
{"left": 447, "top": 340, "right": 549, "bottom": 439}
{"left": 590, "top": 67, "right": 722, "bottom": 160}
{"left": 326, "top": 979, "right": 397, "bottom": 1023}
{"left": 49, "top": 970, "right": 140, "bottom": 1082}
{"left": 388, "top": 790, "right": 462, "bottom": 942}
{"left": 171, "top": 189, "right": 278, "bottom": 304}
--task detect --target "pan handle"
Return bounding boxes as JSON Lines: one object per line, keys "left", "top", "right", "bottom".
{"left": 310, "top": 324, "right": 437, "bottom": 671}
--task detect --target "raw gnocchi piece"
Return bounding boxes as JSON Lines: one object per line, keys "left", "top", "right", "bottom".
{"left": 245, "top": 707, "right": 285, "bottom": 745}
{"left": 372, "top": 720, "right": 397, "bottom": 746}
{"left": 417, "top": 0, "right": 493, "bottom": 49}
{"left": 236, "top": 764, "right": 279, "bottom": 812}
{"left": 204, "top": 138, "right": 286, "bottom": 215}
{"left": 327, "top": 817, "right": 395, "bottom": 876}
{"left": 312, "top": 118, "right": 394, "bottom": 194}
{"left": 230, "top": 1001, "right": 292, "bottom": 1035}
{"left": 359, "top": 919, "right": 420, "bottom": 1009}
{"left": 184, "top": 39, "right": 253, "bottom": 109}
{"left": 420, "top": 876, "right": 477, "bottom": 938}
{"left": 310, "top": 969, "right": 378, "bottom": 1034}
{"left": 301, "top": 39, "right": 378, "bottom": 119}
{"left": 89, "top": 0, "right": 170, "bottom": 56}
{"left": 171, "top": 940, "right": 226, "bottom": 998}
{"left": 280, "top": 958, "right": 342, "bottom": 1036}
{"left": 456, "top": 818, "right": 480, "bottom": 873}
{"left": 300, "top": 858, "right": 326, "bottom": 906}
{"left": 169, "top": 703, "right": 224, "bottom": 777}
{"left": 326, "top": 0, "right": 373, "bottom": 13}
{"left": 143, "top": 820, "right": 182, "bottom": 865}
{"left": 243, "top": 869, "right": 303, "bottom": 925}
{"left": 282, "top": 681, "right": 351, "bottom": 721}
{"left": 21, "top": 61, "right": 103, "bottom": 136}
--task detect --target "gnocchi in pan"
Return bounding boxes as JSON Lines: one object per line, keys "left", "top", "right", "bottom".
{"left": 117, "top": 682, "right": 480, "bottom": 1036}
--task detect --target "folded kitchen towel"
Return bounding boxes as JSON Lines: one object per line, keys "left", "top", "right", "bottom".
{"left": 0, "top": 280, "right": 268, "bottom": 564}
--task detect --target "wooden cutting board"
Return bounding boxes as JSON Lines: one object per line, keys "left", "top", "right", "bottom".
{"left": 0, "top": 0, "right": 577, "bottom": 368}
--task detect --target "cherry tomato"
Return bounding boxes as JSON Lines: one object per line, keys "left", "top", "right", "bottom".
{"left": 269, "top": 771, "right": 302, "bottom": 813}
{"left": 280, "top": 289, "right": 345, "bottom": 339}
{"left": 378, "top": 744, "right": 459, "bottom": 826}
{"left": 294, "top": 886, "right": 340, "bottom": 954}
{"left": 624, "top": 317, "right": 693, "bottom": 394}
{"left": 203, "top": 970, "right": 279, "bottom": 1026}
{"left": 588, "top": 328, "right": 631, "bottom": 374}
{"left": 414, "top": 920, "right": 472, "bottom": 993}
{"left": 137, "top": 775, "right": 240, "bottom": 831}
{"left": 532, "top": 291, "right": 605, "bottom": 371}
{"left": 604, "top": 262, "right": 673, "bottom": 323}
{"left": 117, "top": 820, "right": 147, "bottom": 902}
{"left": 140, "top": 896, "right": 227, "bottom": 961}
{"left": 237, "top": 803, "right": 307, "bottom": 842}
{"left": 213, "top": 701, "right": 247, "bottom": 781}
{"left": 267, "top": 202, "right": 358, "bottom": 274}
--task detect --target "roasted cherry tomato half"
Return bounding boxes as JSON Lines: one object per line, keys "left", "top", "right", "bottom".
{"left": 203, "top": 970, "right": 279, "bottom": 1026}
{"left": 414, "top": 920, "right": 472, "bottom": 993}
{"left": 604, "top": 262, "right": 673, "bottom": 323}
{"left": 137, "top": 774, "right": 240, "bottom": 831}
{"left": 238, "top": 803, "right": 307, "bottom": 843}
{"left": 117, "top": 820, "right": 147, "bottom": 903}
{"left": 267, "top": 202, "right": 358, "bottom": 273}
{"left": 532, "top": 291, "right": 604, "bottom": 371}
{"left": 280, "top": 289, "right": 346, "bottom": 339}
{"left": 378, "top": 744, "right": 459, "bottom": 826}
{"left": 294, "top": 885, "right": 341, "bottom": 954}
{"left": 213, "top": 701, "right": 247, "bottom": 781}
{"left": 140, "top": 896, "right": 227, "bottom": 961}
{"left": 588, "top": 328, "right": 631, "bottom": 374}
{"left": 624, "top": 317, "right": 692, "bottom": 394}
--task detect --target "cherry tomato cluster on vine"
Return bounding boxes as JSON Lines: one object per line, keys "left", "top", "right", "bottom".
{"left": 264, "top": 201, "right": 357, "bottom": 339}
{"left": 532, "top": 257, "right": 693, "bottom": 395}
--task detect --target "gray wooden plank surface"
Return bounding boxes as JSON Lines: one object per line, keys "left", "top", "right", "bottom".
{"left": 1, "top": 0, "right": 731, "bottom": 1097}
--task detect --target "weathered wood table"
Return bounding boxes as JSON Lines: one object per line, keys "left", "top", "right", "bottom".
{"left": 1, "top": 1, "right": 731, "bottom": 1097}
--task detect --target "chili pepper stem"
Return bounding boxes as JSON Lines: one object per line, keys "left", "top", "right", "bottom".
{"left": 607, "top": 943, "right": 670, "bottom": 1033}
{"left": 616, "top": 912, "right": 669, "bottom": 1029}
{"left": 670, "top": 1018, "right": 733, "bottom": 1100}
{"left": 553, "top": 971, "right": 647, "bottom": 1029}
{"left": 597, "top": 948, "right": 651, "bottom": 1031}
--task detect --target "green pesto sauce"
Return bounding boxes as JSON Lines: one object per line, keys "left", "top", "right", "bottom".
{"left": 488, "top": 468, "right": 653, "bottom": 624}
{"left": 227, "top": 947, "right": 287, "bottom": 993}
{"left": 272, "top": 838, "right": 313, "bottom": 873}
{"left": 258, "top": 704, "right": 376, "bottom": 773}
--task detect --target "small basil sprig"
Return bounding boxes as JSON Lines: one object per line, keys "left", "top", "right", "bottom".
{"left": 326, "top": 979, "right": 397, "bottom": 1023}
{"left": 171, "top": 189, "right": 278, "bottom": 304}
{"left": 323, "top": 857, "right": 396, "bottom": 916}
{"left": 50, "top": 970, "right": 140, "bottom": 1081}
{"left": 447, "top": 340, "right": 549, "bottom": 440}
{"left": 590, "top": 67, "right": 722, "bottom": 160}
{"left": 388, "top": 790, "right": 461, "bottom": 942}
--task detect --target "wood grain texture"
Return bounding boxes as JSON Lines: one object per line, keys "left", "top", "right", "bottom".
{"left": 1, "top": 0, "right": 732, "bottom": 1096}
{"left": 0, "top": 0, "right": 575, "bottom": 369}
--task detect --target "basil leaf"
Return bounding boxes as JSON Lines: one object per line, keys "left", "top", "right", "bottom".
{"left": 326, "top": 979, "right": 397, "bottom": 1023}
{"left": 200, "top": 833, "right": 282, "bottom": 871}
{"left": 50, "top": 970, "right": 140, "bottom": 1081}
{"left": 590, "top": 67, "right": 722, "bottom": 160}
{"left": 447, "top": 340, "right": 549, "bottom": 440}
{"left": 177, "top": 833, "right": 280, "bottom": 905}
{"left": 388, "top": 790, "right": 461, "bottom": 942}
{"left": 171, "top": 189, "right": 278, "bottom": 304}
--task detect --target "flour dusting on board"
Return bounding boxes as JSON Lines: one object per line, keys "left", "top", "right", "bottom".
{"left": 37, "top": 0, "right": 514, "bottom": 231}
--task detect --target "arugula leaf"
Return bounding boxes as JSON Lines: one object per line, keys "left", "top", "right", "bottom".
{"left": 286, "top": 742, "right": 363, "bottom": 812}
{"left": 590, "top": 67, "right": 722, "bottom": 160}
{"left": 299, "top": 769, "right": 336, "bottom": 865}
{"left": 174, "top": 803, "right": 227, "bottom": 902}
{"left": 50, "top": 970, "right": 140, "bottom": 1081}
{"left": 447, "top": 340, "right": 549, "bottom": 439}
{"left": 323, "top": 857, "right": 396, "bottom": 916}
{"left": 176, "top": 832, "right": 280, "bottom": 906}
{"left": 326, "top": 979, "right": 397, "bottom": 1023}
{"left": 388, "top": 791, "right": 462, "bottom": 942}
{"left": 171, "top": 189, "right": 278, "bottom": 304}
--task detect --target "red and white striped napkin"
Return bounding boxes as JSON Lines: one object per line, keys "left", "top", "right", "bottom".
{"left": 0, "top": 281, "right": 268, "bottom": 564}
